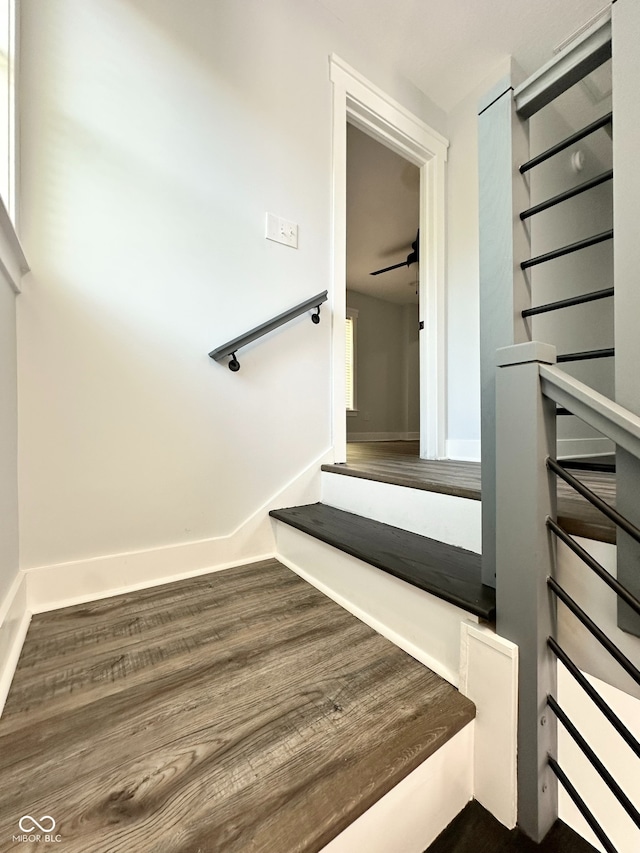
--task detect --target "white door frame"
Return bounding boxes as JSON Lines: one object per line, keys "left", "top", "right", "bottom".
{"left": 329, "top": 55, "right": 449, "bottom": 462}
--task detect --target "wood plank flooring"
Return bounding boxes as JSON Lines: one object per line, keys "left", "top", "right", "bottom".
{"left": 322, "top": 442, "right": 617, "bottom": 544}
{"left": 0, "top": 560, "right": 475, "bottom": 853}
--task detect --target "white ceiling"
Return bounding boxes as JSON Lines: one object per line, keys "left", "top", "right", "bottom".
{"left": 314, "top": 0, "right": 610, "bottom": 111}
{"left": 346, "top": 125, "right": 420, "bottom": 305}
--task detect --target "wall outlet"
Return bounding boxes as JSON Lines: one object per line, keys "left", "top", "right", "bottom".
{"left": 266, "top": 213, "right": 298, "bottom": 249}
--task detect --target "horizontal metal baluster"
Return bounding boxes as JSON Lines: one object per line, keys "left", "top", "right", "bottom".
{"left": 520, "top": 170, "right": 613, "bottom": 220}
{"left": 548, "top": 696, "right": 640, "bottom": 829}
{"left": 548, "top": 578, "right": 640, "bottom": 686}
{"left": 521, "top": 230, "right": 613, "bottom": 269}
{"left": 522, "top": 287, "right": 614, "bottom": 318}
{"left": 557, "top": 347, "right": 614, "bottom": 363}
{"left": 548, "top": 457, "right": 640, "bottom": 545}
{"left": 547, "top": 519, "right": 639, "bottom": 613}
{"left": 548, "top": 638, "right": 640, "bottom": 758}
{"left": 520, "top": 112, "right": 612, "bottom": 173}
{"left": 548, "top": 757, "right": 619, "bottom": 853}
{"left": 560, "top": 459, "right": 615, "bottom": 473}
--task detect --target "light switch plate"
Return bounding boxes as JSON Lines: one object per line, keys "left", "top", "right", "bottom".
{"left": 266, "top": 213, "right": 298, "bottom": 249}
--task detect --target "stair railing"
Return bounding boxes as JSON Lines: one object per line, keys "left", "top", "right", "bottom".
{"left": 496, "top": 342, "right": 640, "bottom": 851}
{"left": 209, "top": 290, "right": 328, "bottom": 371}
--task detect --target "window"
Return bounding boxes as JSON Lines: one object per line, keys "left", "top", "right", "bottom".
{"left": 345, "top": 307, "right": 358, "bottom": 412}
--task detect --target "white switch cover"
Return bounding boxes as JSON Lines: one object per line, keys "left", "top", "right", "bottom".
{"left": 266, "top": 213, "right": 298, "bottom": 249}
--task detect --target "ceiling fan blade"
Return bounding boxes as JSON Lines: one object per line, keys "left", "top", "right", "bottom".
{"left": 370, "top": 260, "right": 409, "bottom": 276}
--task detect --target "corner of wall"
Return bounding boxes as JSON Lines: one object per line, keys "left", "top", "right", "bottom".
{"left": 24, "top": 447, "right": 332, "bottom": 614}
{"left": 0, "top": 570, "right": 30, "bottom": 717}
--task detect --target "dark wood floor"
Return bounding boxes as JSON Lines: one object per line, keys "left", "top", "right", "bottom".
{"left": 0, "top": 560, "right": 475, "bottom": 853}
{"left": 322, "top": 441, "right": 616, "bottom": 543}
{"left": 426, "top": 799, "right": 597, "bottom": 853}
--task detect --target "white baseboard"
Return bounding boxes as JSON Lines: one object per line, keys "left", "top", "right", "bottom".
{"left": 24, "top": 447, "right": 331, "bottom": 614}
{"left": 557, "top": 437, "right": 614, "bottom": 459}
{"left": 347, "top": 432, "right": 420, "bottom": 442}
{"left": 446, "top": 440, "right": 481, "bottom": 461}
{"left": 320, "top": 723, "right": 473, "bottom": 853}
{"left": 274, "top": 523, "right": 479, "bottom": 687}
{"left": 0, "top": 571, "right": 30, "bottom": 716}
{"left": 460, "top": 623, "right": 518, "bottom": 829}
{"left": 321, "top": 471, "right": 482, "bottom": 553}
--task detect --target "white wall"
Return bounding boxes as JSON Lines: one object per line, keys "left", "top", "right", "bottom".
{"left": 346, "top": 290, "right": 418, "bottom": 440}
{"left": 444, "top": 63, "right": 518, "bottom": 461}
{"left": 0, "top": 274, "right": 18, "bottom": 604}
{"left": 17, "top": 0, "right": 445, "bottom": 571}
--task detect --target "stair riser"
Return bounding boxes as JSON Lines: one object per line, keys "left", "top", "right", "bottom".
{"left": 321, "top": 723, "right": 474, "bottom": 853}
{"left": 274, "top": 522, "right": 479, "bottom": 687}
{"left": 321, "top": 472, "right": 482, "bottom": 553}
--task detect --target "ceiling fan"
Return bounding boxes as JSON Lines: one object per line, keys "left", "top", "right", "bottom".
{"left": 370, "top": 230, "right": 419, "bottom": 276}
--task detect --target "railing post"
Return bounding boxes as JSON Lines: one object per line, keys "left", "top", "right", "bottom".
{"left": 495, "top": 341, "right": 558, "bottom": 842}
{"left": 612, "top": 0, "right": 640, "bottom": 637}
{"left": 478, "top": 71, "right": 531, "bottom": 588}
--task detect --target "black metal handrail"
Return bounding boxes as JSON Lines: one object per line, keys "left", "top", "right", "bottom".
{"left": 520, "top": 112, "right": 613, "bottom": 174}
{"left": 522, "top": 287, "right": 614, "bottom": 318}
{"left": 520, "top": 169, "right": 613, "bottom": 221}
{"left": 548, "top": 757, "right": 619, "bottom": 853}
{"left": 521, "top": 229, "right": 613, "bottom": 269}
{"left": 548, "top": 638, "right": 640, "bottom": 759}
{"left": 209, "top": 290, "right": 328, "bottom": 371}
{"left": 547, "top": 519, "right": 639, "bottom": 613}
{"left": 548, "top": 457, "right": 640, "bottom": 545}
{"left": 548, "top": 577, "right": 640, "bottom": 686}
{"left": 548, "top": 695, "right": 640, "bottom": 829}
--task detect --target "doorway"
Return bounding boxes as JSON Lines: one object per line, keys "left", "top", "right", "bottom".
{"left": 345, "top": 124, "right": 420, "bottom": 446}
{"left": 330, "top": 55, "right": 448, "bottom": 463}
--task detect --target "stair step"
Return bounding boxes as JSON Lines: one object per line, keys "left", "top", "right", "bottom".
{"left": 426, "top": 799, "right": 599, "bottom": 853}
{"left": 270, "top": 503, "right": 496, "bottom": 621}
{"left": 0, "top": 559, "right": 475, "bottom": 853}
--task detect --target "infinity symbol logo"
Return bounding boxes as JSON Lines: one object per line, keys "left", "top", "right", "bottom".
{"left": 19, "top": 815, "right": 56, "bottom": 833}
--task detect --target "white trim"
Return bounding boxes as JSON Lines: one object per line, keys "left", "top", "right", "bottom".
{"left": 330, "top": 55, "right": 448, "bottom": 463}
{"left": 347, "top": 431, "right": 420, "bottom": 442}
{"left": 320, "top": 723, "right": 473, "bottom": 853}
{"left": 460, "top": 623, "right": 518, "bottom": 829}
{"left": 446, "top": 439, "right": 481, "bottom": 462}
{"left": 23, "top": 447, "right": 331, "bottom": 613}
{"left": 0, "top": 571, "right": 30, "bottom": 716}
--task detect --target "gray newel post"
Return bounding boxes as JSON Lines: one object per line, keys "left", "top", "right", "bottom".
{"left": 495, "top": 341, "right": 558, "bottom": 843}
{"left": 612, "top": 0, "right": 640, "bottom": 637}
{"left": 478, "top": 72, "right": 531, "bottom": 588}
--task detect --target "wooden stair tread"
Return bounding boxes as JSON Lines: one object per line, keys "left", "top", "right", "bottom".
{"left": 0, "top": 560, "right": 475, "bottom": 853}
{"left": 270, "top": 503, "right": 496, "bottom": 620}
